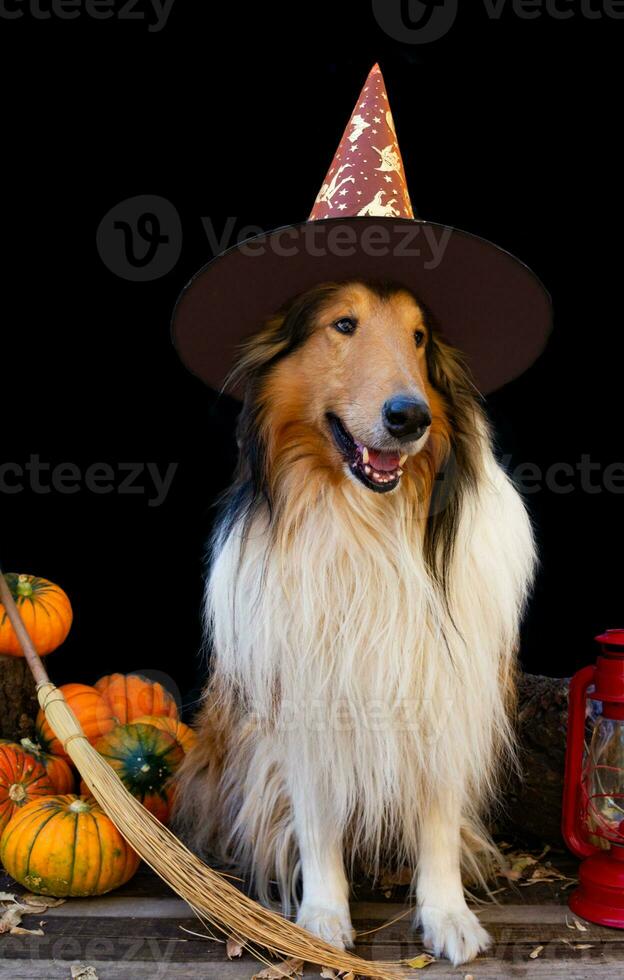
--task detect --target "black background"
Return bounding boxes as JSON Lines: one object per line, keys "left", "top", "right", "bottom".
{"left": 1, "top": 2, "right": 622, "bottom": 712}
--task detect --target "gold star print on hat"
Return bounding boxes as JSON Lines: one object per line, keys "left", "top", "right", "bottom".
{"left": 309, "top": 63, "right": 414, "bottom": 221}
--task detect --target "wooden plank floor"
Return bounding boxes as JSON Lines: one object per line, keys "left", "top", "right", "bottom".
{"left": 2, "top": 848, "right": 624, "bottom": 979}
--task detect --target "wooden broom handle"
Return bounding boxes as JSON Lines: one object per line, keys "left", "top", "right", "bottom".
{"left": 0, "top": 568, "right": 51, "bottom": 689}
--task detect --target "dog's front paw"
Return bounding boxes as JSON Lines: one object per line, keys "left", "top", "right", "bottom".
{"left": 418, "top": 903, "right": 491, "bottom": 965}
{"left": 296, "top": 902, "right": 355, "bottom": 950}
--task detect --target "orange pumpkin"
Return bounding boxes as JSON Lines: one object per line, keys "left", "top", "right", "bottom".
{"left": 36, "top": 683, "right": 116, "bottom": 762}
{"left": 0, "top": 795, "right": 140, "bottom": 896}
{"left": 84, "top": 723, "right": 183, "bottom": 824}
{"left": 18, "top": 738, "right": 75, "bottom": 794}
{"left": 95, "top": 673, "right": 178, "bottom": 724}
{"left": 0, "top": 744, "right": 54, "bottom": 834}
{"left": 0, "top": 737, "right": 75, "bottom": 795}
{"left": 133, "top": 714, "right": 197, "bottom": 754}
{"left": 0, "top": 573, "right": 72, "bottom": 657}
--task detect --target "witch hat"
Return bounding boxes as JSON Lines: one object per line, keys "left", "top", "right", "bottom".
{"left": 172, "top": 64, "right": 551, "bottom": 395}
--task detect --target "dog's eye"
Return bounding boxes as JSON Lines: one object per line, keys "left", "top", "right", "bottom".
{"left": 414, "top": 330, "right": 426, "bottom": 348}
{"left": 333, "top": 317, "right": 357, "bottom": 335}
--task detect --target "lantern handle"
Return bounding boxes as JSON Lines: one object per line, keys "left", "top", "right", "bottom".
{"left": 562, "top": 664, "right": 600, "bottom": 860}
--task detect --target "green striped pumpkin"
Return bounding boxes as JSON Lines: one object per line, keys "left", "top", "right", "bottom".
{"left": 0, "top": 795, "right": 140, "bottom": 896}
{"left": 84, "top": 723, "right": 183, "bottom": 824}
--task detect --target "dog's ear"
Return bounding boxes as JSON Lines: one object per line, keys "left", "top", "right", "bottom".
{"left": 427, "top": 331, "right": 476, "bottom": 402}
{"left": 227, "top": 282, "right": 342, "bottom": 393}
{"left": 226, "top": 313, "right": 288, "bottom": 393}
{"left": 235, "top": 388, "right": 254, "bottom": 450}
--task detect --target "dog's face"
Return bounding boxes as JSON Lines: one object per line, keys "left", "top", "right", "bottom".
{"left": 267, "top": 282, "right": 440, "bottom": 494}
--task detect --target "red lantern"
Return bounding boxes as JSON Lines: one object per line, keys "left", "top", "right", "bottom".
{"left": 563, "top": 629, "right": 624, "bottom": 927}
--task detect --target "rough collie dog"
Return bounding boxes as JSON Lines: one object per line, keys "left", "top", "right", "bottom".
{"left": 174, "top": 279, "right": 536, "bottom": 965}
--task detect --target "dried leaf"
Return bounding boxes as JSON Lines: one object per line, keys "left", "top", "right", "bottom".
{"left": 15, "top": 905, "right": 52, "bottom": 916}
{"left": 0, "top": 894, "right": 66, "bottom": 938}
{"left": 10, "top": 925, "right": 44, "bottom": 936}
{"left": 0, "top": 892, "right": 17, "bottom": 902}
{"left": 22, "top": 894, "right": 65, "bottom": 909}
{"left": 564, "top": 916, "right": 589, "bottom": 931}
{"left": 405, "top": 953, "right": 436, "bottom": 968}
{"left": 70, "top": 968, "right": 99, "bottom": 980}
{"left": 320, "top": 970, "right": 338, "bottom": 979}
{"left": 518, "top": 865, "right": 569, "bottom": 885}
{"left": 511, "top": 854, "right": 538, "bottom": 874}
{"left": 227, "top": 936, "right": 244, "bottom": 959}
{"left": 0, "top": 905, "right": 23, "bottom": 934}
{"left": 561, "top": 937, "right": 595, "bottom": 950}
{"left": 252, "top": 958, "right": 305, "bottom": 979}
{"left": 529, "top": 945, "right": 544, "bottom": 959}
{"left": 498, "top": 844, "right": 570, "bottom": 885}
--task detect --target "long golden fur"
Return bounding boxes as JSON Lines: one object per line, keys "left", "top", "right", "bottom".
{"left": 174, "top": 280, "right": 536, "bottom": 965}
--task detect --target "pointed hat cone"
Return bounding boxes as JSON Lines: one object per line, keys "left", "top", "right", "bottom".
{"left": 310, "top": 64, "right": 414, "bottom": 221}
{"left": 172, "top": 65, "right": 551, "bottom": 395}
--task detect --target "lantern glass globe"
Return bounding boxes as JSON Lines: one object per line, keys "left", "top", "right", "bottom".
{"left": 586, "top": 716, "right": 624, "bottom": 845}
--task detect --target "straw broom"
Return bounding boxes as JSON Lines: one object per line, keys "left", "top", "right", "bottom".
{"left": 0, "top": 569, "right": 407, "bottom": 979}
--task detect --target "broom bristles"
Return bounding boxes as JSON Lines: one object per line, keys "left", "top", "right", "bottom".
{"left": 37, "top": 683, "right": 406, "bottom": 979}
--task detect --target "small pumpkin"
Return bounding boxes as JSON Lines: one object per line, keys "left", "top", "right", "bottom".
{"left": 36, "top": 683, "right": 116, "bottom": 762}
{"left": 133, "top": 715, "right": 197, "bottom": 754}
{"left": 0, "top": 794, "right": 140, "bottom": 896}
{"left": 0, "top": 737, "right": 75, "bottom": 795}
{"left": 0, "top": 744, "right": 54, "bottom": 834}
{"left": 0, "top": 573, "right": 72, "bottom": 657}
{"left": 18, "top": 738, "right": 75, "bottom": 794}
{"left": 84, "top": 723, "right": 183, "bottom": 824}
{"left": 95, "top": 673, "right": 178, "bottom": 724}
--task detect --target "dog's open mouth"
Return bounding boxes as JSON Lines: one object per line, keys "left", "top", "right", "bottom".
{"left": 327, "top": 413, "right": 406, "bottom": 494}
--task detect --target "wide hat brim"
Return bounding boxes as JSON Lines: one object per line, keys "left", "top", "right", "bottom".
{"left": 172, "top": 216, "right": 552, "bottom": 396}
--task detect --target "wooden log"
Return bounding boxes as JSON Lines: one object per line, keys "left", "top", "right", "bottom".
{"left": 0, "top": 654, "right": 38, "bottom": 740}
{"left": 497, "top": 672, "right": 571, "bottom": 845}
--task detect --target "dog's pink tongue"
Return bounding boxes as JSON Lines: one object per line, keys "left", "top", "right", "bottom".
{"left": 367, "top": 449, "right": 401, "bottom": 472}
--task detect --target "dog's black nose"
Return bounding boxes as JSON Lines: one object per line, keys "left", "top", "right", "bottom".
{"left": 383, "top": 396, "right": 432, "bottom": 441}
